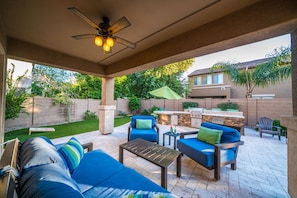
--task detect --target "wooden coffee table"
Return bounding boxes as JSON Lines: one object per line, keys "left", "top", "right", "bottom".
{"left": 119, "top": 138, "right": 181, "bottom": 189}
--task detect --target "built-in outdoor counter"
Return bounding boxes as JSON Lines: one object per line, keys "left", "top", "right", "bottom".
{"left": 154, "top": 109, "right": 245, "bottom": 135}
{"left": 154, "top": 111, "right": 191, "bottom": 127}
{"left": 202, "top": 110, "right": 245, "bottom": 135}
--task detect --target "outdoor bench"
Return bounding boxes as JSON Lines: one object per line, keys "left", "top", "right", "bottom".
{"left": 0, "top": 137, "right": 177, "bottom": 198}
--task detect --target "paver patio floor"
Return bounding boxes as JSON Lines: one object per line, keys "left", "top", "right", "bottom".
{"left": 52, "top": 124, "right": 289, "bottom": 198}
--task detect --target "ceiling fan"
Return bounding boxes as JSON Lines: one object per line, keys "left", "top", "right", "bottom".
{"left": 68, "top": 7, "right": 136, "bottom": 53}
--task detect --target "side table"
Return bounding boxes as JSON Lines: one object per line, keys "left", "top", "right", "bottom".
{"left": 163, "top": 132, "right": 180, "bottom": 150}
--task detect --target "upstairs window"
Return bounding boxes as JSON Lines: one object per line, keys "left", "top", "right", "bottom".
{"left": 194, "top": 75, "right": 212, "bottom": 85}
{"left": 213, "top": 73, "right": 223, "bottom": 84}
{"left": 193, "top": 73, "right": 223, "bottom": 86}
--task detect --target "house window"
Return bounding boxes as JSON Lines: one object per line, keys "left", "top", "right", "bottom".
{"left": 213, "top": 73, "right": 223, "bottom": 84}
{"left": 194, "top": 77, "right": 201, "bottom": 85}
{"left": 194, "top": 75, "right": 212, "bottom": 85}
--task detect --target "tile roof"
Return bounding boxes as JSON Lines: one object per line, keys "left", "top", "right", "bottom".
{"left": 188, "top": 57, "right": 273, "bottom": 77}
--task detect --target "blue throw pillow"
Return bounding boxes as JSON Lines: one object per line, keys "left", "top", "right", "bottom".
{"left": 59, "top": 137, "right": 84, "bottom": 173}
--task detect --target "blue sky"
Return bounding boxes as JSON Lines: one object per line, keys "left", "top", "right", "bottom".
{"left": 184, "top": 34, "right": 291, "bottom": 77}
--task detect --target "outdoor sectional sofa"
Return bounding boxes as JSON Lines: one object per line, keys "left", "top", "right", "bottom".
{"left": 0, "top": 137, "right": 176, "bottom": 198}
{"left": 177, "top": 122, "right": 244, "bottom": 180}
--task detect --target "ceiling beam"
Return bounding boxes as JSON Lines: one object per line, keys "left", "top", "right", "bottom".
{"left": 106, "top": 0, "right": 297, "bottom": 77}
{"left": 6, "top": 37, "right": 106, "bottom": 76}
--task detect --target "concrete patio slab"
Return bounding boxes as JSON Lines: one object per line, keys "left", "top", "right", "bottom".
{"left": 52, "top": 124, "right": 289, "bottom": 198}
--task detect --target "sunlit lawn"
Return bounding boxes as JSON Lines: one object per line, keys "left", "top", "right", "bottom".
{"left": 4, "top": 116, "right": 131, "bottom": 142}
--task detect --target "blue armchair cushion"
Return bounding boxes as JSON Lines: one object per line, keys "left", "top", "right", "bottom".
{"left": 177, "top": 138, "right": 235, "bottom": 168}
{"left": 59, "top": 137, "right": 84, "bottom": 173}
{"left": 130, "top": 129, "right": 158, "bottom": 142}
{"left": 201, "top": 122, "right": 240, "bottom": 143}
{"left": 136, "top": 119, "right": 152, "bottom": 129}
{"left": 197, "top": 126, "right": 223, "bottom": 145}
{"left": 131, "top": 115, "right": 155, "bottom": 128}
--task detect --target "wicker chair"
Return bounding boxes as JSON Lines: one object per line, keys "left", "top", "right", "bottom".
{"left": 258, "top": 117, "right": 281, "bottom": 140}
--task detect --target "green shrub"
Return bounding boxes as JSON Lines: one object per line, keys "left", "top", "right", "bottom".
{"left": 141, "top": 106, "right": 161, "bottom": 115}
{"left": 83, "top": 110, "right": 98, "bottom": 120}
{"left": 148, "top": 105, "right": 161, "bottom": 114}
{"left": 129, "top": 95, "right": 140, "bottom": 113}
{"left": 273, "top": 119, "right": 287, "bottom": 136}
{"left": 118, "top": 111, "right": 128, "bottom": 116}
{"left": 182, "top": 102, "right": 199, "bottom": 109}
{"left": 141, "top": 109, "right": 149, "bottom": 115}
{"left": 217, "top": 100, "right": 239, "bottom": 111}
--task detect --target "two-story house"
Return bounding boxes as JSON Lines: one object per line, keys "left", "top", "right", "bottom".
{"left": 187, "top": 58, "right": 292, "bottom": 99}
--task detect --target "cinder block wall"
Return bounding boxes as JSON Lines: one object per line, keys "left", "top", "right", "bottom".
{"left": 5, "top": 97, "right": 292, "bottom": 131}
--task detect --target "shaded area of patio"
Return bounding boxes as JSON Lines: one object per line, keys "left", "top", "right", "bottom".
{"left": 52, "top": 124, "right": 288, "bottom": 198}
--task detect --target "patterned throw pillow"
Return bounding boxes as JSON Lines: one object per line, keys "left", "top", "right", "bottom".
{"left": 58, "top": 137, "right": 84, "bottom": 173}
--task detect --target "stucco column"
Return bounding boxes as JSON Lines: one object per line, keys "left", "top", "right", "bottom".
{"left": 0, "top": 54, "right": 6, "bottom": 153}
{"left": 281, "top": 29, "right": 297, "bottom": 198}
{"left": 99, "top": 77, "right": 115, "bottom": 134}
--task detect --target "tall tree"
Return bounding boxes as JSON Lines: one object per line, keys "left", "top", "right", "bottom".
{"left": 31, "top": 64, "right": 77, "bottom": 99}
{"left": 72, "top": 73, "right": 102, "bottom": 99}
{"left": 124, "top": 59, "right": 194, "bottom": 99}
{"left": 5, "top": 63, "right": 30, "bottom": 119}
{"left": 211, "top": 47, "right": 291, "bottom": 98}
{"left": 32, "top": 64, "right": 77, "bottom": 122}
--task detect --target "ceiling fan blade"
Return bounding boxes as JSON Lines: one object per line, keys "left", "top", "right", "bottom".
{"left": 108, "top": 17, "right": 131, "bottom": 34}
{"left": 72, "top": 34, "right": 96, "bottom": 40}
{"left": 113, "top": 36, "right": 136, "bottom": 49}
{"left": 68, "top": 7, "right": 99, "bottom": 30}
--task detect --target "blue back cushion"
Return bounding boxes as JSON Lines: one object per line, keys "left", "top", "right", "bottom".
{"left": 19, "top": 163, "right": 83, "bottom": 198}
{"left": 131, "top": 115, "right": 155, "bottom": 128}
{"left": 19, "top": 137, "right": 68, "bottom": 173}
{"left": 201, "top": 122, "right": 240, "bottom": 143}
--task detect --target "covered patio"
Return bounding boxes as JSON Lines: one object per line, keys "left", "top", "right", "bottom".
{"left": 52, "top": 124, "right": 288, "bottom": 197}
{"left": 1, "top": 0, "right": 297, "bottom": 197}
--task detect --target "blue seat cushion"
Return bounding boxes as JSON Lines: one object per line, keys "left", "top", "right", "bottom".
{"left": 130, "top": 128, "right": 158, "bottom": 142}
{"left": 177, "top": 138, "right": 235, "bottom": 168}
{"left": 131, "top": 115, "right": 156, "bottom": 128}
{"left": 19, "top": 163, "right": 83, "bottom": 198}
{"left": 82, "top": 166, "right": 169, "bottom": 198}
{"left": 71, "top": 149, "right": 126, "bottom": 193}
{"left": 201, "top": 122, "right": 241, "bottom": 143}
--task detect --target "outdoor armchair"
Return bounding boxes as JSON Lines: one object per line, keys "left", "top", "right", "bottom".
{"left": 258, "top": 116, "right": 281, "bottom": 140}
{"left": 177, "top": 122, "right": 244, "bottom": 180}
{"left": 128, "top": 115, "right": 159, "bottom": 143}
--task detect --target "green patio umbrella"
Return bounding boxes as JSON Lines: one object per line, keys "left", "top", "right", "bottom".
{"left": 149, "top": 86, "right": 182, "bottom": 113}
{"left": 149, "top": 86, "right": 182, "bottom": 99}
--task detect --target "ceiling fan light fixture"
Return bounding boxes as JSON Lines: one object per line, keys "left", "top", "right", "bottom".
{"left": 103, "top": 43, "right": 111, "bottom": 52}
{"left": 95, "top": 36, "right": 103, "bottom": 46}
{"left": 106, "top": 37, "right": 114, "bottom": 47}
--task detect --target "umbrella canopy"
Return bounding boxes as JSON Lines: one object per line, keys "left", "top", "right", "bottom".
{"left": 149, "top": 86, "right": 182, "bottom": 99}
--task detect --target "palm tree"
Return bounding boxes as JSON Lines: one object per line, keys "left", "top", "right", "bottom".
{"left": 211, "top": 47, "right": 291, "bottom": 98}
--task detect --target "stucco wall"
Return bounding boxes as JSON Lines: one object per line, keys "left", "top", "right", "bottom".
{"left": 5, "top": 97, "right": 292, "bottom": 131}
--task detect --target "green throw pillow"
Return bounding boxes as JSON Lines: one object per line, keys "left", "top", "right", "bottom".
{"left": 197, "top": 126, "right": 223, "bottom": 145}
{"left": 136, "top": 119, "right": 152, "bottom": 129}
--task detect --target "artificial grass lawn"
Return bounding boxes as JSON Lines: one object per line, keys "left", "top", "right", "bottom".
{"left": 4, "top": 116, "right": 131, "bottom": 143}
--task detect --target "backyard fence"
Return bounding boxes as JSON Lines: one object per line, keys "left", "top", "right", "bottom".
{"left": 5, "top": 96, "right": 293, "bottom": 131}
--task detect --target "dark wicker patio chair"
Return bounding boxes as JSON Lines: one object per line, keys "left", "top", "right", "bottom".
{"left": 258, "top": 117, "right": 281, "bottom": 140}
